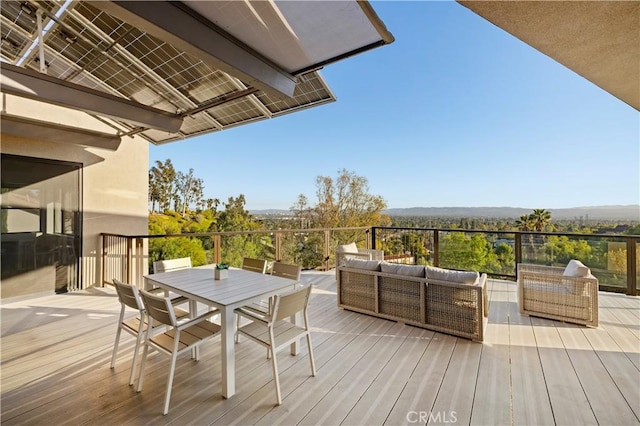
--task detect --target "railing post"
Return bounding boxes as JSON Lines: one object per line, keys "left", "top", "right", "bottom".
{"left": 213, "top": 235, "right": 221, "bottom": 264}
{"left": 325, "top": 230, "right": 331, "bottom": 272}
{"left": 135, "top": 237, "right": 144, "bottom": 288}
{"left": 433, "top": 230, "right": 439, "bottom": 267}
{"left": 275, "top": 232, "right": 282, "bottom": 262}
{"left": 515, "top": 233, "right": 522, "bottom": 267}
{"left": 101, "top": 234, "right": 106, "bottom": 287}
{"left": 627, "top": 237, "right": 637, "bottom": 296}
{"left": 126, "top": 236, "right": 133, "bottom": 284}
{"left": 371, "top": 227, "right": 376, "bottom": 250}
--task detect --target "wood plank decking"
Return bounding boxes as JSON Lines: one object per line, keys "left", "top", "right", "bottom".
{"left": 1, "top": 272, "right": 639, "bottom": 425}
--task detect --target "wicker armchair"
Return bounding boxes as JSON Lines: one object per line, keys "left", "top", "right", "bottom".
{"left": 517, "top": 262, "right": 598, "bottom": 327}
{"left": 335, "top": 242, "right": 384, "bottom": 279}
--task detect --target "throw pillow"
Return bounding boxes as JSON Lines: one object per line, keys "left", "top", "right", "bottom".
{"left": 337, "top": 242, "right": 358, "bottom": 253}
{"left": 563, "top": 259, "right": 591, "bottom": 277}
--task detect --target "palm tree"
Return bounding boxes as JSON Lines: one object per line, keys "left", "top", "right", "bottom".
{"left": 515, "top": 214, "right": 535, "bottom": 231}
{"left": 530, "top": 209, "right": 552, "bottom": 232}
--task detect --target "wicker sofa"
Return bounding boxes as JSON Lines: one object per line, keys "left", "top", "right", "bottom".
{"left": 518, "top": 260, "right": 599, "bottom": 327}
{"left": 337, "top": 258, "right": 488, "bottom": 341}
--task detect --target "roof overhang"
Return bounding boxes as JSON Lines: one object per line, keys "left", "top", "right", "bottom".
{"left": 458, "top": 1, "right": 640, "bottom": 111}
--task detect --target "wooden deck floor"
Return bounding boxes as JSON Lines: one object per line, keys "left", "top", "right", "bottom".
{"left": 1, "top": 272, "right": 639, "bottom": 425}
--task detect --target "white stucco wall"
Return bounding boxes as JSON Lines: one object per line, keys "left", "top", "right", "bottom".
{"left": 1, "top": 96, "right": 149, "bottom": 290}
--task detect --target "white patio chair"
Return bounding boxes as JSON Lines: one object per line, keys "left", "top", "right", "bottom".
{"left": 136, "top": 289, "right": 221, "bottom": 415}
{"left": 235, "top": 262, "right": 302, "bottom": 347}
{"left": 110, "top": 279, "right": 188, "bottom": 386}
{"left": 236, "top": 285, "right": 316, "bottom": 405}
{"left": 151, "top": 257, "right": 194, "bottom": 304}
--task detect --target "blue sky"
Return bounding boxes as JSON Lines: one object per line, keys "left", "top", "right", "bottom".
{"left": 149, "top": 1, "right": 639, "bottom": 211}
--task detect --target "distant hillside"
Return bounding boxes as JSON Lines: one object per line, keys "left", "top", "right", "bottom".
{"left": 251, "top": 205, "right": 640, "bottom": 221}
{"left": 382, "top": 205, "right": 640, "bottom": 220}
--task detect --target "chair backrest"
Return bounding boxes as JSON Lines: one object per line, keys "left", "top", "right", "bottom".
{"left": 139, "top": 289, "right": 177, "bottom": 327}
{"left": 113, "top": 278, "right": 143, "bottom": 311}
{"left": 273, "top": 285, "right": 311, "bottom": 322}
{"left": 241, "top": 257, "right": 267, "bottom": 274}
{"left": 271, "top": 262, "right": 302, "bottom": 281}
{"left": 153, "top": 257, "right": 192, "bottom": 273}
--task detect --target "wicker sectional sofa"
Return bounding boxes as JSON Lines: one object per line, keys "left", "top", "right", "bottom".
{"left": 337, "top": 259, "right": 488, "bottom": 341}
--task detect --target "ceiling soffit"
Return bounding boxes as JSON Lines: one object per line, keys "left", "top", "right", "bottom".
{"left": 458, "top": 1, "right": 639, "bottom": 111}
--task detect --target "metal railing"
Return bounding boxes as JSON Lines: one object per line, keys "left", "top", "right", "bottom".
{"left": 372, "top": 227, "right": 639, "bottom": 296}
{"left": 101, "top": 226, "right": 639, "bottom": 295}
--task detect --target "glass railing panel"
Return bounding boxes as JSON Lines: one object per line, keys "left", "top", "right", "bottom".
{"left": 521, "top": 234, "right": 629, "bottom": 291}
{"left": 438, "top": 230, "right": 516, "bottom": 276}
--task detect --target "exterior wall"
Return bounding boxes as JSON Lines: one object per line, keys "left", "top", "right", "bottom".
{"left": 1, "top": 97, "right": 149, "bottom": 292}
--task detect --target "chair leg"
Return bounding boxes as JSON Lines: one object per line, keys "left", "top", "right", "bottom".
{"left": 110, "top": 325, "right": 122, "bottom": 369}
{"left": 128, "top": 327, "right": 145, "bottom": 386}
{"left": 136, "top": 343, "right": 149, "bottom": 393}
{"left": 163, "top": 351, "right": 179, "bottom": 415}
{"left": 306, "top": 334, "right": 316, "bottom": 376}
{"left": 270, "top": 350, "right": 282, "bottom": 405}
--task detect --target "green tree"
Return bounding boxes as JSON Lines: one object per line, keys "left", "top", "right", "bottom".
{"left": 545, "top": 236, "right": 593, "bottom": 265}
{"left": 439, "top": 232, "right": 493, "bottom": 271}
{"left": 149, "top": 159, "right": 176, "bottom": 213}
{"left": 213, "top": 195, "right": 267, "bottom": 267}
{"left": 174, "top": 168, "right": 204, "bottom": 216}
{"left": 293, "top": 169, "right": 390, "bottom": 243}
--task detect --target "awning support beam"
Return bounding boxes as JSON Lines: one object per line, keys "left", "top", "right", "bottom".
{"left": 0, "top": 63, "right": 184, "bottom": 133}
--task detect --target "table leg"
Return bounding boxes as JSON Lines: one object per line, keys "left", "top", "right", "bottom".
{"left": 290, "top": 311, "right": 301, "bottom": 355}
{"left": 221, "top": 307, "right": 235, "bottom": 398}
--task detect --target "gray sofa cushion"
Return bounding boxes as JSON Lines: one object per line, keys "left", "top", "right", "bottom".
{"left": 342, "top": 258, "right": 381, "bottom": 271}
{"left": 380, "top": 262, "right": 425, "bottom": 277}
{"left": 425, "top": 266, "right": 479, "bottom": 284}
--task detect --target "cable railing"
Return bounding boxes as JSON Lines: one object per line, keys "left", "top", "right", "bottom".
{"left": 101, "top": 226, "right": 639, "bottom": 295}
{"left": 101, "top": 227, "right": 372, "bottom": 288}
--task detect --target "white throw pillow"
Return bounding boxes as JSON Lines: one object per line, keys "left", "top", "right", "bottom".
{"left": 337, "top": 242, "right": 358, "bottom": 253}
{"left": 425, "top": 266, "right": 479, "bottom": 284}
{"left": 563, "top": 259, "right": 591, "bottom": 277}
{"left": 342, "top": 258, "right": 381, "bottom": 271}
{"left": 380, "top": 262, "right": 425, "bottom": 277}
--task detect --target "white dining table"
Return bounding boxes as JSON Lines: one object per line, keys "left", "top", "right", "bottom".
{"left": 143, "top": 265, "right": 300, "bottom": 399}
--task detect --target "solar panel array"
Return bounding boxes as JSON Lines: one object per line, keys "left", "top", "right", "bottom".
{"left": 0, "top": 1, "right": 335, "bottom": 144}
